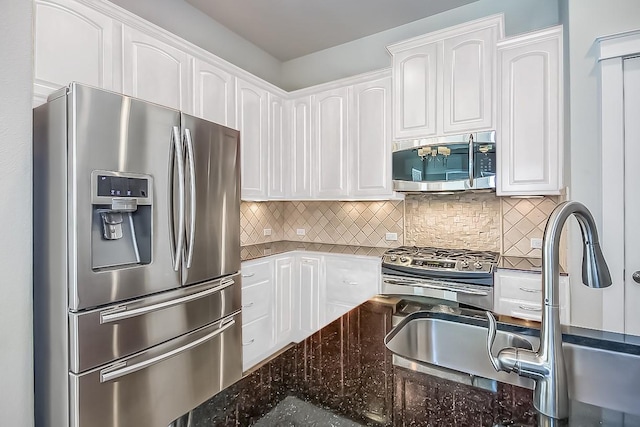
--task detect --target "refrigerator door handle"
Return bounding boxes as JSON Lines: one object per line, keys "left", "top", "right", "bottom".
{"left": 99, "top": 277, "right": 235, "bottom": 324}
{"left": 184, "top": 127, "right": 196, "bottom": 269}
{"left": 171, "top": 125, "right": 186, "bottom": 272}
{"left": 99, "top": 317, "right": 236, "bottom": 383}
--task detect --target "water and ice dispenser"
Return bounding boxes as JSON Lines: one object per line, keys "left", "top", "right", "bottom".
{"left": 91, "top": 171, "right": 153, "bottom": 270}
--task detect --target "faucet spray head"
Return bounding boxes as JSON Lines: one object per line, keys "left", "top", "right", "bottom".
{"left": 582, "top": 242, "right": 612, "bottom": 288}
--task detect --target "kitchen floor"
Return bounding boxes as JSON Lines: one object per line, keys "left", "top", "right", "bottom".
{"left": 253, "top": 396, "right": 365, "bottom": 427}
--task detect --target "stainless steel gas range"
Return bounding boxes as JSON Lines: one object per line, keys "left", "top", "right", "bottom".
{"left": 381, "top": 246, "right": 500, "bottom": 311}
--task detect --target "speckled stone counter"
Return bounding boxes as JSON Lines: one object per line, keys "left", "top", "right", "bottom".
{"left": 499, "top": 256, "right": 568, "bottom": 275}
{"left": 241, "top": 240, "right": 389, "bottom": 262}
{"left": 189, "top": 299, "right": 639, "bottom": 426}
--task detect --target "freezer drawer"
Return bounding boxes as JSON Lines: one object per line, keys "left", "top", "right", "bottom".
{"left": 69, "top": 272, "right": 241, "bottom": 373}
{"left": 69, "top": 312, "right": 242, "bottom": 427}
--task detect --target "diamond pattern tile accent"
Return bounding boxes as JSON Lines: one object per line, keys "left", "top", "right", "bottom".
{"left": 282, "top": 201, "right": 404, "bottom": 247}
{"left": 502, "top": 196, "right": 560, "bottom": 257}
{"left": 240, "top": 201, "right": 285, "bottom": 245}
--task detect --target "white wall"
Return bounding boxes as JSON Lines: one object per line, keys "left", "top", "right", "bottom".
{"left": 281, "top": 0, "right": 561, "bottom": 90}
{"left": 0, "top": 1, "right": 34, "bottom": 425}
{"left": 108, "top": 0, "right": 283, "bottom": 87}
{"left": 565, "top": 0, "right": 640, "bottom": 329}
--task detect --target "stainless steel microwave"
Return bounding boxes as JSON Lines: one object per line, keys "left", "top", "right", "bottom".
{"left": 392, "top": 131, "right": 496, "bottom": 192}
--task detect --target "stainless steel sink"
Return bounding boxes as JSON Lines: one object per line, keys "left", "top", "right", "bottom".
{"left": 385, "top": 312, "right": 640, "bottom": 416}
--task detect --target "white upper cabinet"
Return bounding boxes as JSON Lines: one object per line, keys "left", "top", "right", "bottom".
{"left": 350, "top": 75, "right": 393, "bottom": 197}
{"left": 391, "top": 43, "right": 438, "bottom": 139}
{"left": 312, "top": 87, "right": 350, "bottom": 198}
{"left": 122, "top": 26, "right": 190, "bottom": 111}
{"left": 388, "top": 15, "right": 503, "bottom": 140}
{"left": 33, "top": 0, "right": 115, "bottom": 105}
{"left": 496, "top": 26, "right": 563, "bottom": 196}
{"left": 192, "top": 59, "right": 236, "bottom": 128}
{"left": 442, "top": 27, "right": 497, "bottom": 134}
{"left": 236, "top": 78, "right": 269, "bottom": 199}
{"left": 268, "top": 94, "right": 287, "bottom": 198}
{"left": 289, "top": 96, "right": 313, "bottom": 198}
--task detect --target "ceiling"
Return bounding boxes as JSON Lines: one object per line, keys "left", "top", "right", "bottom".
{"left": 185, "top": 0, "right": 477, "bottom": 61}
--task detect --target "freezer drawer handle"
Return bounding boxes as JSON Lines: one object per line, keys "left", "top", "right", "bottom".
{"left": 99, "top": 318, "right": 236, "bottom": 383}
{"left": 519, "top": 287, "right": 541, "bottom": 293}
{"left": 100, "top": 278, "right": 236, "bottom": 324}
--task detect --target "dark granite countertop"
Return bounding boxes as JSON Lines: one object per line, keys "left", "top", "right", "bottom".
{"left": 499, "top": 255, "right": 568, "bottom": 275}
{"left": 190, "top": 298, "right": 640, "bottom": 426}
{"left": 241, "top": 240, "right": 389, "bottom": 262}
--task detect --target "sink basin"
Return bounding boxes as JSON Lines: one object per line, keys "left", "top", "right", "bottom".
{"left": 385, "top": 312, "right": 640, "bottom": 416}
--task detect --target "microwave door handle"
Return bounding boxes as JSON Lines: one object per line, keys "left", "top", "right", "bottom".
{"left": 468, "top": 133, "right": 474, "bottom": 188}
{"left": 171, "top": 126, "right": 186, "bottom": 272}
{"left": 99, "top": 318, "right": 236, "bottom": 383}
{"left": 184, "top": 128, "right": 196, "bottom": 269}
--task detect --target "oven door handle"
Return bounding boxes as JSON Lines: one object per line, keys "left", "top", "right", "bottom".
{"left": 383, "top": 278, "right": 490, "bottom": 296}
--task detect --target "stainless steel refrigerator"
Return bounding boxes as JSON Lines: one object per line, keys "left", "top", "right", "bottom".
{"left": 33, "top": 82, "right": 243, "bottom": 427}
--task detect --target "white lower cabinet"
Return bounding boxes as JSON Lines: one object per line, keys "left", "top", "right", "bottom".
{"left": 240, "top": 251, "right": 381, "bottom": 371}
{"left": 296, "top": 255, "right": 323, "bottom": 341}
{"left": 494, "top": 269, "right": 569, "bottom": 324}
{"left": 324, "top": 255, "right": 381, "bottom": 308}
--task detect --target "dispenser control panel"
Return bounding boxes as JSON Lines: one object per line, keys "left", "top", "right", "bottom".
{"left": 97, "top": 175, "right": 149, "bottom": 198}
{"left": 91, "top": 170, "right": 153, "bottom": 206}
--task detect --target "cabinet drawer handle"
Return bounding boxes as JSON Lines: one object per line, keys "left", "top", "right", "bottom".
{"left": 301, "top": 259, "right": 314, "bottom": 263}
{"left": 519, "top": 287, "right": 541, "bottom": 293}
{"left": 242, "top": 302, "right": 254, "bottom": 308}
{"left": 343, "top": 280, "right": 358, "bottom": 286}
{"left": 242, "top": 272, "right": 255, "bottom": 278}
{"left": 242, "top": 339, "right": 255, "bottom": 346}
{"left": 518, "top": 305, "right": 542, "bottom": 312}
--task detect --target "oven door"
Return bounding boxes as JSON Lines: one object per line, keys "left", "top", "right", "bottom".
{"left": 382, "top": 274, "right": 494, "bottom": 311}
{"left": 392, "top": 131, "right": 496, "bottom": 192}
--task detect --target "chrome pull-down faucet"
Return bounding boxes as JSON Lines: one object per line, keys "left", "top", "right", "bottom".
{"left": 486, "top": 201, "right": 612, "bottom": 419}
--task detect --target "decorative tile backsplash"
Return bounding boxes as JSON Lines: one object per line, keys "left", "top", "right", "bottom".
{"left": 240, "top": 195, "right": 563, "bottom": 258}
{"left": 404, "top": 193, "right": 502, "bottom": 251}
{"left": 502, "top": 196, "right": 560, "bottom": 257}
{"left": 240, "top": 201, "right": 284, "bottom": 245}
{"left": 282, "top": 201, "right": 404, "bottom": 248}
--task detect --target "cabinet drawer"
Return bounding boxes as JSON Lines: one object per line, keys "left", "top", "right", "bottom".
{"left": 498, "top": 298, "right": 543, "bottom": 321}
{"left": 241, "top": 259, "right": 272, "bottom": 286}
{"left": 500, "top": 279, "right": 543, "bottom": 303}
{"left": 242, "top": 315, "right": 273, "bottom": 370}
{"left": 325, "top": 256, "right": 380, "bottom": 305}
{"left": 241, "top": 280, "right": 272, "bottom": 324}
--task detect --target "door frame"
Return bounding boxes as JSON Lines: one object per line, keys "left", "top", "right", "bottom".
{"left": 597, "top": 29, "right": 640, "bottom": 333}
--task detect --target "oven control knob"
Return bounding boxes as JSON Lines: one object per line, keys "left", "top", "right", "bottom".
{"left": 474, "top": 261, "right": 483, "bottom": 270}
{"left": 461, "top": 261, "right": 469, "bottom": 269}
{"left": 389, "top": 255, "right": 397, "bottom": 262}
{"left": 400, "top": 256, "right": 408, "bottom": 263}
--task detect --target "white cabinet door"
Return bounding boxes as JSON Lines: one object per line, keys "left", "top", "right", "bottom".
{"left": 192, "top": 59, "right": 235, "bottom": 128}
{"left": 442, "top": 27, "right": 496, "bottom": 134}
{"left": 497, "top": 27, "right": 563, "bottom": 196}
{"left": 290, "top": 96, "right": 313, "bottom": 198}
{"left": 274, "top": 256, "right": 295, "bottom": 345}
{"left": 122, "top": 26, "right": 190, "bottom": 111}
{"left": 350, "top": 75, "right": 393, "bottom": 197}
{"left": 391, "top": 43, "right": 438, "bottom": 140}
{"left": 34, "top": 0, "right": 115, "bottom": 105}
{"left": 312, "top": 88, "right": 349, "bottom": 198}
{"left": 237, "top": 79, "right": 269, "bottom": 199}
{"left": 268, "top": 94, "right": 287, "bottom": 198}
{"left": 297, "top": 255, "right": 322, "bottom": 340}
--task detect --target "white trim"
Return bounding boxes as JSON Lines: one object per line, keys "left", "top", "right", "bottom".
{"left": 597, "top": 29, "right": 640, "bottom": 333}
{"left": 386, "top": 14, "right": 505, "bottom": 54}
